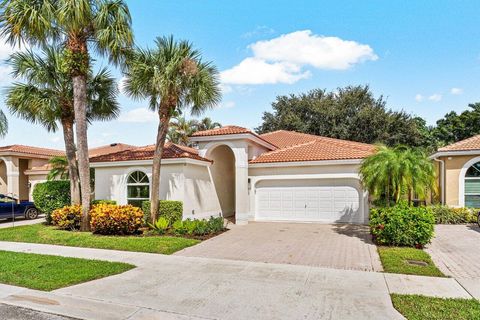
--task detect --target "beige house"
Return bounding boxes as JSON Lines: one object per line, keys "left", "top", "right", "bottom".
{"left": 91, "top": 126, "right": 376, "bottom": 224}
{"left": 0, "top": 143, "right": 135, "bottom": 201}
{"left": 431, "top": 134, "right": 480, "bottom": 208}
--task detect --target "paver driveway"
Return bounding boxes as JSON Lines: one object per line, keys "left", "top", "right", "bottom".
{"left": 175, "top": 222, "right": 383, "bottom": 272}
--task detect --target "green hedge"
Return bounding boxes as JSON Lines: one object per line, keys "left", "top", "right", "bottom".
{"left": 370, "top": 204, "right": 435, "bottom": 247}
{"left": 91, "top": 199, "right": 117, "bottom": 206}
{"left": 32, "top": 181, "right": 71, "bottom": 224}
{"left": 142, "top": 200, "right": 183, "bottom": 224}
{"left": 430, "top": 205, "right": 478, "bottom": 224}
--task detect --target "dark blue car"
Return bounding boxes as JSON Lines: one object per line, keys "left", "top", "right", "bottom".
{"left": 0, "top": 194, "right": 38, "bottom": 220}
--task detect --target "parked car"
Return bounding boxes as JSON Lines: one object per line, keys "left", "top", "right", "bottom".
{"left": 0, "top": 194, "right": 38, "bottom": 220}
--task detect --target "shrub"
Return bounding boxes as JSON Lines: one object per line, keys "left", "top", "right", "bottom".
{"left": 90, "top": 204, "right": 143, "bottom": 235}
{"left": 370, "top": 204, "right": 435, "bottom": 247}
{"left": 142, "top": 200, "right": 183, "bottom": 224}
{"left": 193, "top": 219, "right": 209, "bottom": 236}
{"left": 32, "top": 181, "right": 71, "bottom": 224}
{"left": 91, "top": 199, "right": 117, "bottom": 206}
{"left": 172, "top": 220, "right": 187, "bottom": 235}
{"left": 149, "top": 217, "right": 169, "bottom": 235}
{"left": 183, "top": 219, "right": 198, "bottom": 235}
{"left": 206, "top": 216, "right": 225, "bottom": 233}
{"left": 430, "top": 205, "right": 477, "bottom": 224}
{"left": 51, "top": 205, "right": 82, "bottom": 230}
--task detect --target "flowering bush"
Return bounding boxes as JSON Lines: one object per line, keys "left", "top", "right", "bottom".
{"left": 90, "top": 204, "right": 143, "bottom": 235}
{"left": 51, "top": 205, "right": 82, "bottom": 230}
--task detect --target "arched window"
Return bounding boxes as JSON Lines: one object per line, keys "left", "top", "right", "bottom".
{"left": 465, "top": 162, "right": 480, "bottom": 207}
{"left": 127, "top": 171, "right": 149, "bottom": 207}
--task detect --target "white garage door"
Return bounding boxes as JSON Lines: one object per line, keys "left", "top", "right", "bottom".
{"left": 255, "top": 180, "right": 363, "bottom": 223}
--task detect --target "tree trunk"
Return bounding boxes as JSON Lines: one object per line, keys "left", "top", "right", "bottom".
{"left": 73, "top": 74, "right": 91, "bottom": 231}
{"left": 61, "top": 118, "right": 81, "bottom": 204}
{"left": 150, "top": 103, "right": 172, "bottom": 223}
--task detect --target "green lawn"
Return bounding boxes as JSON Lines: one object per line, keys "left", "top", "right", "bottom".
{"left": 0, "top": 224, "right": 199, "bottom": 254}
{"left": 391, "top": 294, "right": 480, "bottom": 320}
{"left": 0, "top": 250, "right": 134, "bottom": 291}
{"left": 378, "top": 247, "right": 445, "bottom": 277}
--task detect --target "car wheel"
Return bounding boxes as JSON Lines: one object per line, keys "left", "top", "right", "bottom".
{"left": 25, "top": 208, "right": 38, "bottom": 220}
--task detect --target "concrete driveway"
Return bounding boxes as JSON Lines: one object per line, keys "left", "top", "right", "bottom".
{"left": 175, "top": 222, "right": 382, "bottom": 272}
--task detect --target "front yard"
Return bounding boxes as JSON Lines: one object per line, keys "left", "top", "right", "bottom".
{"left": 378, "top": 247, "right": 445, "bottom": 277}
{"left": 0, "top": 224, "right": 199, "bottom": 254}
{"left": 0, "top": 250, "right": 133, "bottom": 291}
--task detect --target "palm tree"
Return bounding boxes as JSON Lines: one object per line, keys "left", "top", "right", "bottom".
{"left": 47, "top": 156, "right": 68, "bottom": 180}
{"left": 124, "top": 36, "right": 221, "bottom": 223}
{"left": 0, "top": 0, "right": 133, "bottom": 230}
{"left": 197, "top": 117, "right": 221, "bottom": 131}
{"left": 0, "top": 110, "right": 7, "bottom": 138}
{"left": 360, "top": 145, "right": 436, "bottom": 206}
{"left": 167, "top": 117, "right": 198, "bottom": 146}
{"left": 5, "top": 47, "right": 119, "bottom": 205}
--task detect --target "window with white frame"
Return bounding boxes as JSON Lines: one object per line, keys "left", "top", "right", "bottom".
{"left": 127, "top": 171, "right": 149, "bottom": 207}
{"left": 465, "top": 161, "right": 480, "bottom": 208}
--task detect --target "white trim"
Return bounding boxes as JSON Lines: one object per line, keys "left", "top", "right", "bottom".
{"left": 190, "top": 133, "right": 276, "bottom": 150}
{"left": 90, "top": 158, "right": 211, "bottom": 168}
{"left": 430, "top": 150, "right": 480, "bottom": 158}
{"left": 458, "top": 156, "right": 480, "bottom": 207}
{"left": 250, "top": 173, "right": 360, "bottom": 186}
{"left": 248, "top": 159, "right": 362, "bottom": 168}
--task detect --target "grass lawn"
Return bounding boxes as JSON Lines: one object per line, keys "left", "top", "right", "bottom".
{"left": 0, "top": 224, "right": 199, "bottom": 254}
{"left": 378, "top": 247, "right": 445, "bottom": 277}
{"left": 391, "top": 294, "right": 480, "bottom": 320}
{"left": 0, "top": 250, "right": 134, "bottom": 291}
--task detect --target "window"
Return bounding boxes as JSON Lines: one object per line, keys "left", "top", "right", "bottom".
{"left": 465, "top": 161, "right": 480, "bottom": 208}
{"left": 127, "top": 171, "right": 149, "bottom": 207}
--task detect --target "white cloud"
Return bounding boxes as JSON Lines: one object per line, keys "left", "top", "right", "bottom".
{"left": 241, "top": 25, "right": 275, "bottom": 39}
{"left": 118, "top": 76, "right": 127, "bottom": 95}
{"left": 219, "top": 101, "right": 235, "bottom": 109}
{"left": 415, "top": 94, "right": 424, "bottom": 102}
{"left": 221, "top": 30, "right": 377, "bottom": 85}
{"left": 428, "top": 94, "right": 442, "bottom": 102}
{"left": 118, "top": 108, "right": 156, "bottom": 123}
{"left": 450, "top": 87, "right": 463, "bottom": 95}
{"left": 219, "top": 83, "right": 233, "bottom": 94}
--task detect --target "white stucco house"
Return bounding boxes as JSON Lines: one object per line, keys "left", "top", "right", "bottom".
{"left": 91, "top": 126, "right": 375, "bottom": 224}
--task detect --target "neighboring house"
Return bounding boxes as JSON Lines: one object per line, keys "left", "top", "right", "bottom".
{"left": 431, "top": 134, "right": 480, "bottom": 208}
{"left": 0, "top": 143, "right": 135, "bottom": 201}
{"left": 91, "top": 126, "right": 376, "bottom": 224}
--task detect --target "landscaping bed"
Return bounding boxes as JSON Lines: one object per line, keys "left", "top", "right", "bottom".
{"left": 0, "top": 250, "right": 134, "bottom": 291}
{"left": 0, "top": 224, "right": 200, "bottom": 254}
{"left": 391, "top": 294, "right": 480, "bottom": 320}
{"left": 378, "top": 247, "right": 445, "bottom": 277}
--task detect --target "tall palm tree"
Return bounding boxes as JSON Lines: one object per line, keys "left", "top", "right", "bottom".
{"left": 167, "top": 117, "right": 198, "bottom": 146}
{"left": 5, "top": 47, "right": 119, "bottom": 205}
{"left": 124, "top": 36, "right": 221, "bottom": 223}
{"left": 360, "top": 144, "right": 436, "bottom": 206}
{"left": 0, "top": 0, "right": 133, "bottom": 230}
{"left": 47, "top": 156, "right": 68, "bottom": 180}
{"left": 0, "top": 110, "right": 7, "bottom": 138}
{"left": 197, "top": 117, "right": 221, "bottom": 131}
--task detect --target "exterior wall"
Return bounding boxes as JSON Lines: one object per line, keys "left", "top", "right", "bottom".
{"left": 439, "top": 154, "right": 480, "bottom": 207}
{"left": 0, "top": 161, "right": 7, "bottom": 195}
{"left": 208, "top": 145, "right": 235, "bottom": 217}
{"left": 18, "top": 159, "right": 29, "bottom": 200}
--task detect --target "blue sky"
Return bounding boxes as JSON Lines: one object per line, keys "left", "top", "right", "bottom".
{"left": 1, "top": 0, "right": 480, "bottom": 149}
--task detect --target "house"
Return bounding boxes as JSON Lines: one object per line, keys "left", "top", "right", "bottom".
{"left": 431, "top": 134, "right": 480, "bottom": 208}
{"left": 91, "top": 126, "right": 376, "bottom": 224}
{"left": 0, "top": 143, "right": 135, "bottom": 201}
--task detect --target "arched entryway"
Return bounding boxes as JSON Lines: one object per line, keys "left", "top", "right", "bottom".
{"left": 208, "top": 145, "right": 236, "bottom": 221}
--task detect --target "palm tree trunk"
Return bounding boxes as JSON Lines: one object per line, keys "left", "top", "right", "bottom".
{"left": 73, "top": 74, "right": 91, "bottom": 231}
{"left": 150, "top": 103, "right": 171, "bottom": 223}
{"left": 61, "top": 118, "right": 81, "bottom": 204}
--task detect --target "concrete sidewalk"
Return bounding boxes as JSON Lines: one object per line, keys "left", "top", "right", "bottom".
{"left": 0, "top": 216, "right": 45, "bottom": 229}
{"left": 0, "top": 241, "right": 476, "bottom": 320}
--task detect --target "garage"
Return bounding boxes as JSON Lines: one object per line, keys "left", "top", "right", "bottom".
{"left": 255, "top": 179, "right": 365, "bottom": 223}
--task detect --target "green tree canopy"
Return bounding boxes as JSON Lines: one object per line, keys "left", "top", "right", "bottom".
{"left": 255, "top": 85, "right": 430, "bottom": 148}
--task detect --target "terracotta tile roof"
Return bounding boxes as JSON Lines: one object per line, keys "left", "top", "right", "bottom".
{"left": 89, "top": 143, "right": 136, "bottom": 157}
{"left": 90, "top": 142, "right": 210, "bottom": 163}
{"left": 438, "top": 135, "right": 480, "bottom": 152}
{"left": 191, "top": 125, "right": 253, "bottom": 137}
{"left": 250, "top": 130, "right": 376, "bottom": 163}
{"left": 0, "top": 144, "right": 64, "bottom": 157}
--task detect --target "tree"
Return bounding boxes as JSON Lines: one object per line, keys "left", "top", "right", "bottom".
{"left": 360, "top": 145, "right": 436, "bottom": 206}
{"left": 167, "top": 117, "right": 198, "bottom": 146}
{"left": 47, "top": 156, "right": 68, "bottom": 180}
{"left": 5, "top": 47, "right": 119, "bottom": 205}
{"left": 255, "top": 86, "right": 430, "bottom": 148}
{"left": 0, "top": 110, "right": 7, "bottom": 138}
{"left": 0, "top": 0, "right": 134, "bottom": 230}
{"left": 196, "top": 117, "right": 221, "bottom": 131}
{"left": 124, "top": 36, "right": 221, "bottom": 223}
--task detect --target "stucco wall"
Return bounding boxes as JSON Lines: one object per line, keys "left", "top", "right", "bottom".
{"left": 0, "top": 161, "right": 7, "bottom": 195}
{"left": 439, "top": 154, "right": 480, "bottom": 207}
{"left": 209, "top": 145, "right": 235, "bottom": 217}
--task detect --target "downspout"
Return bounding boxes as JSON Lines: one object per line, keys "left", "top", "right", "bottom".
{"left": 433, "top": 157, "right": 445, "bottom": 204}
